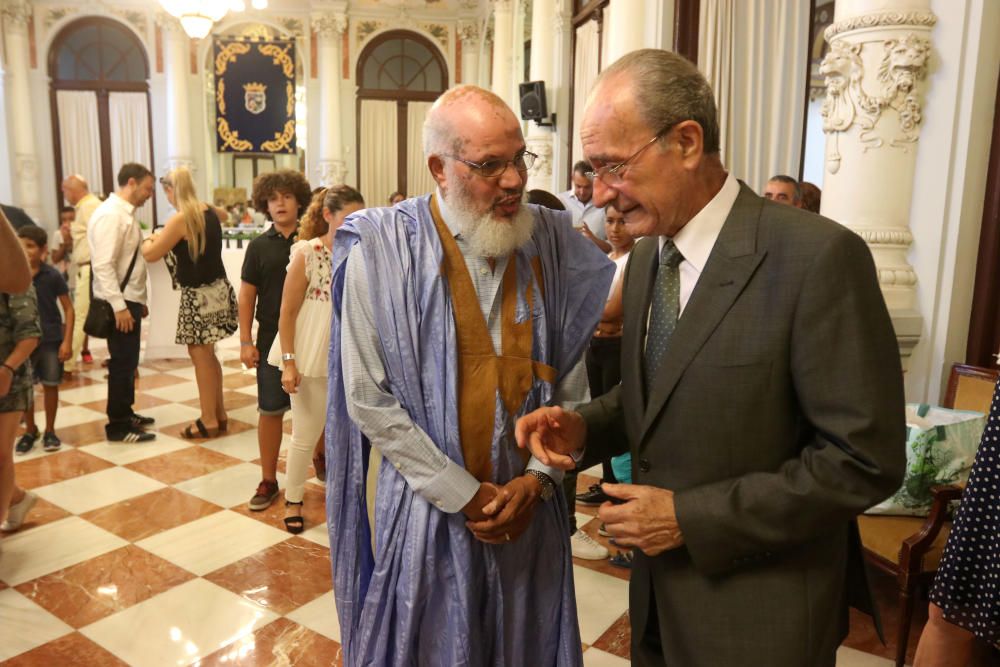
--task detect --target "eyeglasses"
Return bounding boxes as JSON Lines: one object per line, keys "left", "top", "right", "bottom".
{"left": 158, "top": 177, "right": 172, "bottom": 188}
{"left": 585, "top": 124, "right": 676, "bottom": 186}
{"left": 442, "top": 150, "right": 537, "bottom": 178}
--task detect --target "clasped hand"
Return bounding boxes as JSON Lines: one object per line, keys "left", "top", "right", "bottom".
{"left": 598, "top": 483, "right": 685, "bottom": 556}
{"left": 464, "top": 475, "right": 541, "bottom": 544}
{"left": 513, "top": 406, "right": 586, "bottom": 470}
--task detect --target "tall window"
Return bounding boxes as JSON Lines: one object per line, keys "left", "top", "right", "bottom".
{"left": 49, "top": 17, "right": 155, "bottom": 224}
{"left": 356, "top": 31, "right": 448, "bottom": 204}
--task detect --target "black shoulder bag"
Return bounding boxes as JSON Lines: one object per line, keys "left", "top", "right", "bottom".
{"left": 84, "top": 245, "right": 139, "bottom": 339}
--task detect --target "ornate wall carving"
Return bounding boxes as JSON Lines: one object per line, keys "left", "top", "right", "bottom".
{"left": 819, "top": 32, "right": 931, "bottom": 173}
{"left": 825, "top": 9, "right": 937, "bottom": 41}
{"left": 313, "top": 12, "right": 348, "bottom": 39}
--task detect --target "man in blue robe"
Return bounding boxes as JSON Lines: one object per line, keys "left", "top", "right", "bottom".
{"left": 326, "top": 86, "right": 614, "bottom": 665}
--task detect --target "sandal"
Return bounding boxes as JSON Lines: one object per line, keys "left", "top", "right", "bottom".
{"left": 181, "top": 419, "right": 213, "bottom": 439}
{"left": 283, "top": 501, "right": 305, "bottom": 534}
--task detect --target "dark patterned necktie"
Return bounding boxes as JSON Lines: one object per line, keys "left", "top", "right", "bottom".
{"left": 644, "top": 240, "right": 683, "bottom": 394}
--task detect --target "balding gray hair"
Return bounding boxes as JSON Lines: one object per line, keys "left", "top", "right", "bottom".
{"left": 423, "top": 85, "right": 513, "bottom": 159}
{"left": 595, "top": 49, "right": 721, "bottom": 155}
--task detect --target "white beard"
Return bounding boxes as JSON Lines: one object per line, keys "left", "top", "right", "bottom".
{"left": 446, "top": 190, "right": 535, "bottom": 258}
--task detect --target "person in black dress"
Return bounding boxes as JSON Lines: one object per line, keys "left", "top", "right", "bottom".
{"left": 914, "top": 379, "right": 1000, "bottom": 666}
{"left": 142, "top": 167, "right": 238, "bottom": 439}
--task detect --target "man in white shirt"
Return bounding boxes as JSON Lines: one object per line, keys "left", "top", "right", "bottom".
{"left": 88, "top": 163, "right": 156, "bottom": 443}
{"left": 62, "top": 175, "right": 102, "bottom": 372}
{"left": 558, "top": 161, "right": 611, "bottom": 252}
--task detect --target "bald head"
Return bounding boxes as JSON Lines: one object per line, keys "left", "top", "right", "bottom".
{"left": 61, "top": 175, "right": 90, "bottom": 206}
{"left": 423, "top": 85, "right": 521, "bottom": 159}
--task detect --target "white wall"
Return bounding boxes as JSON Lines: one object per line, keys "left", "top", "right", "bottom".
{"left": 904, "top": 0, "right": 1000, "bottom": 404}
{"left": 801, "top": 97, "right": 825, "bottom": 187}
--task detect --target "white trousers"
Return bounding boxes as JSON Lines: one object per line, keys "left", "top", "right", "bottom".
{"left": 286, "top": 375, "right": 327, "bottom": 503}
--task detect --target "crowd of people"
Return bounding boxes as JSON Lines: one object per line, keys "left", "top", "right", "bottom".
{"left": 0, "top": 45, "right": 997, "bottom": 667}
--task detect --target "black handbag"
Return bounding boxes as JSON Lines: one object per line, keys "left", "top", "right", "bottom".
{"left": 84, "top": 245, "right": 139, "bottom": 339}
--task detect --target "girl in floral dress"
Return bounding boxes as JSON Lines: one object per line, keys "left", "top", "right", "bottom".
{"left": 268, "top": 185, "right": 364, "bottom": 533}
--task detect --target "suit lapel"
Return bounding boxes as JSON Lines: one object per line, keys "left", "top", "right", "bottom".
{"left": 622, "top": 238, "right": 658, "bottom": 437}
{"left": 639, "top": 184, "right": 767, "bottom": 444}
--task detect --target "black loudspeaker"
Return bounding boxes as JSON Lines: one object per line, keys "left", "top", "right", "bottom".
{"left": 519, "top": 81, "right": 548, "bottom": 121}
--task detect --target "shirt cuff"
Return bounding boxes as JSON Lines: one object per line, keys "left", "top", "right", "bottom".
{"left": 109, "top": 295, "right": 127, "bottom": 313}
{"left": 526, "top": 456, "right": 565, "bottom": 484}
{"left": 414, "top": 458, "right": 481, "bottom": 514}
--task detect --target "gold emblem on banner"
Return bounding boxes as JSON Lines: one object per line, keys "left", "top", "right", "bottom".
{"left": 258, "top": 43, "right": 295, "bottom": 78}
{"left": 261, "top": 120, "right": 295, "bottom": 153}
{"left": 218, "top": 118, "right": 253, "bottom": 152}
{"left": 286, "top": 81, "right": 294, "bottom": 117}
{"left": 215, "top": 41, "right": 251, "bottom": 76}
{"left": 243, "top": 82, "right": 267, "bottom": 115}
{"left": 216, "top": 79, "right": 226, "bottom": 115}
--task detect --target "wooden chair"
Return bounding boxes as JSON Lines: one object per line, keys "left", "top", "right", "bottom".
{"left": 857, "top": 363, "right": 998, "bottom": 666}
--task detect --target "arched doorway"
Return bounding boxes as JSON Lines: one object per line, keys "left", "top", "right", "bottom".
{"left": 356, "top": 30, "right": 448, "bottom": 204}
{"left": 48, "top": 17, "right": 155, "bottom": 225}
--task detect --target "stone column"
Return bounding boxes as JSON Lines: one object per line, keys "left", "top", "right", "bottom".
{"left": 162, "top": 17, "right": 194, "bottom": 172}
{"left": 525, "top": 0, "right": 556, "bottom": 191}
{"left": 491, "top": 0, "right": 514, "bottom": 107}
{"left": 457, "top": 20, "right": 480, "bottom": 86}
{"left": 604, "top": 0, "right": 645, "bottom": 65}
{"left": 2, "top": 0, "right": 41, "bottom": 220}
{"left": 818, "top": 0, "right": 936, "bottom": 361}
{"left": 314, "top": 11, "right": 348, "bottom": 186}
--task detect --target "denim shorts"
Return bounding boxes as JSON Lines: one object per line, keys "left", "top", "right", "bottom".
{"left": 31, "top": 342, "right": 63, "bottom": 387}
{"left": 256, "top": 329, "right": 290, "bottom": 415}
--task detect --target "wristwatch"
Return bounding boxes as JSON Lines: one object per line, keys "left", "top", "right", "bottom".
{"left": 282, "top": 352, "right": 296, "bottom": 362}
{"left": 524, "top": 469, "right": 556, "bottom": 501}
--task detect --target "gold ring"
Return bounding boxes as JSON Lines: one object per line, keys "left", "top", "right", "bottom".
{"left": 505, "top": 532, "right": 511, "bottom": 542}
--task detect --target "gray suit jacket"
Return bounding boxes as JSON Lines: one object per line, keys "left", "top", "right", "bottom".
{"left": 578, "top": 184, "right": 906, "bottom": 667}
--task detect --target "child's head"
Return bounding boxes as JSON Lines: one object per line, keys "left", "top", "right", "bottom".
{"left": 251, "top": 170, "right": 312, "bottom": 227}
{"left": 17, "top": 225, "right": 48, "bottom": 265}
{"left": 59, "top": 206, "right": 75, "bottom": 228}
{"left": 604, "top": 204, "right": 634, "bottom": 253}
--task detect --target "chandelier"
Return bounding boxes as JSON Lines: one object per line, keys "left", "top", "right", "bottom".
{"left": 159, "top": 0, "right": 269, "bottom": 40}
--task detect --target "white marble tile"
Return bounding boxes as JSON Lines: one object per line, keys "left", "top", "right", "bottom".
{"left": 199, "top": 430, "right": 262, "bottom": 461}
{"left": 57, "top": 383, "right": 111, "bottom": 405}
{"left": 80, "top": 434, "right": 192, "bottom": 466}
{"left": 299, "top": 522, "right": 330, "bottom": 548}
{"left": 81, "top": 578, "right": 278, "bottom": 667}
{"left": 0, "top": 517, "right": 128, "bottom": 586}
{"left": 285, "top": 590, "right": 340, "bottom": 642}
{"left": 174, "top": 462, "right": 285, "bottom": 509}
{"left": 139, "top": 402, "right": 202, "bottom": 428}
{"left": 11, "top": 441, "right": 62, "bottom": 462}
{"left": 583, "top": 648, "right": 630, "bottom": 667}
{"left": 233, "top": 382, "right": 260, "bottom": 397}
{"left": 34, "top": 467, "right": 166, "bottom": 514}
{"left": 576, "top": 512, "right": 598, "bottom": 530}
{"left": 572, "top": 565, "right": 630, "bottom": 644}
{"left": 32, "top": 405, "right": 106, "bottom": 429}
{"left": 135, "top": 510, "right": 289, "bottom": 576}
{"left": 144, "top": 381, "right": 202, "bottom": 402}
{"left": 836, "top": 646, "right": 895, "bottom": 666}
{"left": 225, "top": 404, "right": 261, "bottom": 426}
{"left": 0, "top": 589, "right": 74, "bottom": 661}
{"left": 580, "top": 464, "right": 604, "bottom": 478}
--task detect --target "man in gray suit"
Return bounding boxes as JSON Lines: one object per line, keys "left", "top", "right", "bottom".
{"left": 516, "top": 49, "right": 905, "bottom": 666}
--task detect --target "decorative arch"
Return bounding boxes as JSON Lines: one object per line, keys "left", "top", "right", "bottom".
{"left": 355, "top": 29, "right": 448, "bottom": 201}
{"left": 48, "top": 16, "right": 154, "bottom": 218}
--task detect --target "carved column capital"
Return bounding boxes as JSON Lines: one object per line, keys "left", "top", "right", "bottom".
{"left": 318, "top": 160, "right": 348, "bottom": 187}
{"left": 2, "top": 0, "right": 32, "bottom": 31}
{"left": 824, "top": 9, "right": 937, "bottom": 41}
{"left": 457, "top": 20, "right": 479, "bottom": 43}
{"left": 312, "top": 12, "right": 347, "bottom": 39}
{"left": 492, "top": 0, "right": 513, "bottom": 14}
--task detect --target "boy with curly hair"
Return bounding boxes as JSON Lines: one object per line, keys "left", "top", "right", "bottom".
{"left": 239, "top": 169, "right": 312, "bottom": 511}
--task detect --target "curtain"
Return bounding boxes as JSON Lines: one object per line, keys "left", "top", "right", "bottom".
{"left": 698, "top": 0, "right": 809, "bottom": 192}
{"left": 572, "top": 18, "right": 601, "bottom": 170}
{"left": 56, "top": 90, "right": 102, "bottom": 196}
{"left": 406, "top": 101, "right": 435, "bottom": 199}
{"left": 109, "top": 92, "right": 153, "bottom": 228}
{"left": 359, "top": 99, "right": 399, "bottom": 207}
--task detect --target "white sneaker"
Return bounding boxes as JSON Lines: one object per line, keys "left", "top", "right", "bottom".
{"left": 571, "top": 529, "right": 610, "bottom": 560}
{"left": 1, "top": 490, "right": 38, "bottom": 531}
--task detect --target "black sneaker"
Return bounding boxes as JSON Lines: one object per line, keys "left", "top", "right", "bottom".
{"left": 15, "top": 430, "right": 38, "bottom": 455}
{"left": 248, "top": 480, "right": 280, "bottom": 511}
{"left": 107, "top": 426, "right": 156, "bottom": 443}
{"left": 42, "top": 431, "right": 62, "bottom": 452}
{"left": 576, "top": 483, "right": 613, "bottom": 506}
{"left": 129, "top": 413, "right": 156, "bottom": 427}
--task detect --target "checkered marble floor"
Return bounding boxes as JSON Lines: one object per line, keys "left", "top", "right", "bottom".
{"left": 1, "top": 335, "right": 897, "bottom": 666}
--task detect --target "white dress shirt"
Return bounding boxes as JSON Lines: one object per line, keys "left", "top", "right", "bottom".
{"left": 557, "top": 190, "right": 607, "bottom": 240}
{"left": 88, "top": 193, "right": 148, "bottom": 312}
{"left": 341, "top": 195, "right": 589, "bottom": 513}
{"left": 659, "top": 172, "right": 740, "bottom": 316}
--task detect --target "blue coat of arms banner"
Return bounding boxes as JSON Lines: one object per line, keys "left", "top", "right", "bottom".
{"left": 214, "top": 39, "right": 297, "bottom": 154}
